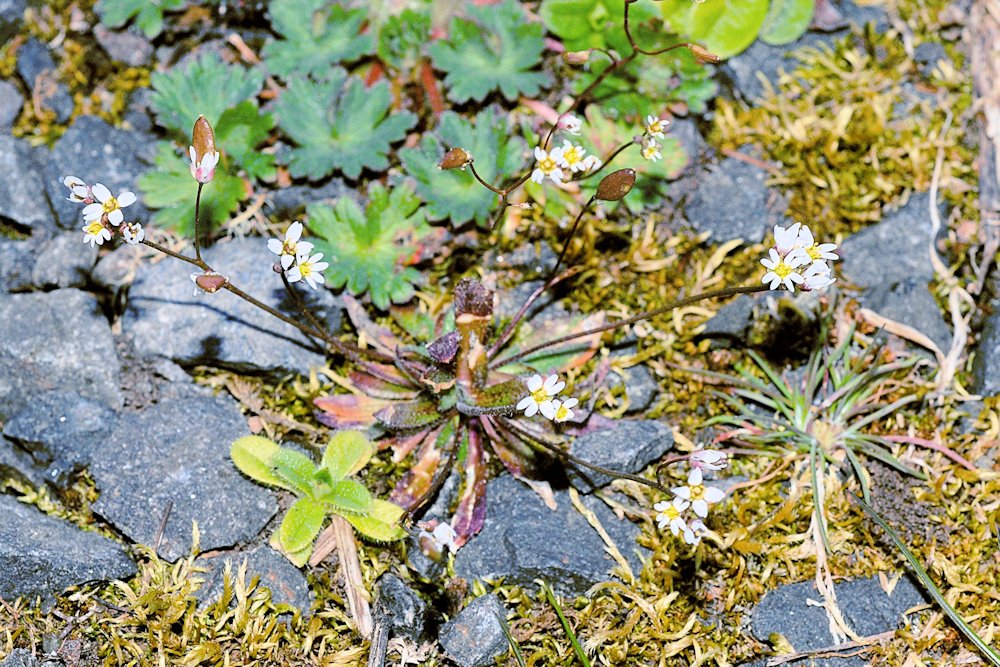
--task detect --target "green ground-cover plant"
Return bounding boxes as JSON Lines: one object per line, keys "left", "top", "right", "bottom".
{"left": 660, "top": 0, "right": 814, "bottom": 59}
{"left": 95, "top": 0, "right": 187, "bottom": 39}
{"left": 262, "top": 0, "right": 374, "bottom": 79}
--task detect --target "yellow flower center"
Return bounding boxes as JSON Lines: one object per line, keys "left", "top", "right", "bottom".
{"left": 530, "top": 387, "right": 549, "bottom": 403}
{"left": 773, "top": 261, "right": 793, "bottom": 279}
{"left": 539, "top": 156, "right": 557, "bottom": 173}
{"left": 102, "top": 197, "right": 119, "bottom": 213}
{"left": 806, "top": 245, "right": 821, "bottom": 260}
{"left": 650, "top": 121, "right": 662, "bottom": 133}
{"left": 663, "top": 505, "right": 680, "bottom": 520}
{"left": 85, "top": 221, "right": 104, "bottom": 235}
{"left": 282, "top": 239, "right": 297, "bottom": 255}
{"left": 689, "top": 484, "right": 706, "bottom": 501}
{"left": 555, "top": 404, "right": 571, "bottom": 420}
{"left": 563, "top": 147, "right": 582, "bottom": 166}
{"left": 299, "top": 261, "right": 314, "bottom": 277}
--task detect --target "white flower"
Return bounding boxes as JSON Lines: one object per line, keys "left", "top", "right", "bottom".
{"left": 672, "top": 468, "right": 725, "bottom": 518}
{"left": 641, "top": 139, "right": 661, "bottom": 162}
{"left": 189, "top": 146, "right": 221, "bottom": 184}
{"left": 645, "top": 115, "right": 670, "bottom": 139}
{"left": 120, "top": 222, "right": 145, "bottom": 245}
{"left": 516, "top": 373, "right": 565, "bottom": 417}
{"left": 82, "top": 220, "right": 111, "bottom": 247}
{"left": 63, "top": 176, "right": 92, "bottom": 203}
{"left": 683, "top": 519, "right": 708, "bottom": 545}
{"left": 286, "top": 250, "right": 328, "bottom": 290}
{"left": 82, "top": 183, "right": 136, "bottom": 226}
{"left": 540, "top": 397, "right": 579, "bottom": 422}
{"left": 530, "top": 146, "right": 565, "bottom": 185}
{"left": 760, "top": 247, "right": 809, "bottom": 291}
{"left": 432, "top": 522, "right": 458, "bottom": 551}
{"left": 795, "top": 224, "right": 839, "bottom": 263}
{"left": 267, "top": 221, "right": 315, "bottom": 271}
{"left": 557, "top": 141, "right": 598, "bottom": 174}
{"left": 654, "top": 498, "right": 690, "bottom": 536}
{"left": 689, "top": 449, "right": 728, "bottom": 471}
{"left": 802, "top": 261, "right": 836, "bottom": 291}
{"left": 561, "top": 114, "right": 582, "bottom": 135}
{"left": 581, "top": 154, "right": 602, "bottom": 171}
{"left": 773, "top": 222, "right": 802, "bottom": 255}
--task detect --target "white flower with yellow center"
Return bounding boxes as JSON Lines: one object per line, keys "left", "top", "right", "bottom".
{"left": 796, "top": 224, "right": 839, "bottom": 263}
{"left": 683, "top": 519, "right": 708, "bottom": 545}
{"left": 802, "top": 261, "right": 836, "bottom": 291}
{"left": 645, "top": 115, "right": 670, "bottom": 139}
{"left": 530, "top": 146, "right": 565, "bottom": 185}
{"left": 82, "top": 220, "right": 111, "bottom": 247}
{"left": 654, "top": 498, "right": 690, "bottom": 535}
{"left": 63, "top": 176, "right": 92, "bottom": 203}
{"left": 760, "top": 247, "right": 809, "bottom": 291}
{"left": 516, "top": 373, "right": 565, "bottom": 417}
{"left": 267, "top": 221, "right": 314, "bottom": 271}
{"left": 540, "top": 397, "right": 579, "bottom": 422}
{"left": 689, "top": 449, "right": 728, "bottom": 471}
{"left": 672, "top": 468, "right": 725, "bottom": 518}
{"left": 561, "top": 114, "right": 582, "bottom": 135}
{"left": 558, "top": 141, "right": 596, "bottom": 174}
{"left": 773, "top": 222, "right": 802, "bottom": 255}
{"left": 287, "top": 250, "right": 329, "bottom": 290}
{"left": 641, "top": 139, "right": 661, "bottom": 162}
{"left": 121, "top": 222, "right": 145, "bottom": 245}
{"left": 82, "top": 183, "right": 136, "bottom": 225}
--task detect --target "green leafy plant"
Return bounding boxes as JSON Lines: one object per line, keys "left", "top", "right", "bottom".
{"left": 95, "top": 0, "right": 186, "bottom": 38}
{"left": 660, "top": 0, "right": 814, "bottom": 59}
{"left": 307, "top": 183, "right": 438, "bottom": 310}
{"left": 274, "top": 69, "right": 417, "bottom": 180}
{"left": 400, "top": 108, "right": 526, "bottom": 227}
{"left": 539, "top": 0, "right": 658, "bottom": 54}
{"left": 377, "top": 8, "right": 432, "bottom": 73}
{"left": 262, "top": 0, "right": 374, "bottom": 80}
{"left": 231, "top": 431, "right": 406, "bottom": 567}
{"left": 213, "top": 102, "right": 277, "bottom": 182}
{"left": 429, "top": 0, "right": 550, "bottom": 103}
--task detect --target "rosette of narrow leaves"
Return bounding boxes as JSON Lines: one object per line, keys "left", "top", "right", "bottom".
{"left": 262, "top": 0, "right": 374, "bottom": 79}
{"left": 231, "top": 431, "right": 406, "bottom": 566}
{"left": 96, "top": 0, "right": 186, "bottom": 38}
{"left": 429, "top": 0, "right": 550, "bottom": 103}
{"left": 399, "top": 108, "right": 526, "bottom": 227}
{"left": 275, "top": 69, "right": 416, "bottom": 180}
{"left": 308, "top": 182, "right": 439, "bottom": 310}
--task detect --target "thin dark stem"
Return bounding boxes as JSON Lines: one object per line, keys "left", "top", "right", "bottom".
{"left": 491, "top": 284, "right": 769, "bottom": 369}
{"left": 489, "top": 199, "right": 510, "bottom": 233}
{"left": 572, "top": 140, "right": 639, "bottom": 182}
{"left": 193, "top": 183, "right": 204, "bottom": 263}
{"left": 468, "top": 162, "right": 504, "bottom": 196}
{"left": 487, "top": 266, "right": 581, "bottom": 359}
{"left": 222, "top": 282, "right": 336, "bottom": 344}
{"left": 142, "top": 239, "right": 208, "bottom": 270}
{"left": 551, "top": 195, "right": 596, "bottom": 278}
{"left": 622, "top": 0, "right": 696, "bottom": 57}
{"left": 281, "top": 271, "right": 335, "bottom": 345}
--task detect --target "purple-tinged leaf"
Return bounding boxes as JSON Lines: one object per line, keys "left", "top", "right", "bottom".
{"left": 315, "top": 394, "right": 392, "bottom": 428}
{"left": 454, "top": 278, "right": 494, "bottom": 317}
{"left": 375, "top": 399, "right": 445, "bottom": 430}
{"left": 389, "top": 444, "right": 442, "bottom": 509}
{"left": 343, "top": 294, "right": 401, "bottom": 355}
{"left": 349, "top": 369, "right": 420, "bottom": 400}
{"left": 427, "top": 331, "right": 460, "bottom": 363}
{"left": 452, "top": 428, "right": 487, "bottom": 547}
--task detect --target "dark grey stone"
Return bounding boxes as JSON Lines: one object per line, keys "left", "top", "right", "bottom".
{"left": 0, "top": 136, "right": 55, "bottom": 233}
{"left": 750, "top": 574, "right": 926, "bottom": 657}
{"left": 608, "top": 354, "right": 659, "bottom": 413}
{"left": 46, "top": 84, "right": 75, "bottom": 125}
{"left": 0, "top": 436, "right": 48, "bottom": 488}
{"left": 0, "top": 0, "right": 25, "bottom": 43}
{"left": 123, "top": 238, "right": 343, "bottom": 375}
{"left": 0, "top": 648, "right": 39, "bottom": 667}
{"left": 376, "top": 573, "right": 427, "bottom": 642}
{"left": 0, "top": 238, "right": 35, "bottom": 292}
{"left": 974, "top": 277, "right": 1000, "bottom": 396}
{"left": 913, "top": 41, "right": 948, "bottom": 79}
{"left": 16, "top": 39, "right": 54, "bottom": 88}
{"left": 0, "top": 289, "right": 122, "bottom": 421}
{"left": 3, "top": 391, "right": 116, "bottom": 489}
{"left": 863, "top": 277, "right": 951, "bottom": 351}
{"left": 438, "top": 594, "right": 508, "bottom": 667}
{"left": 0, "top": 79, "right": 23, "bottom": 131}
{"left": 31, "top": 232, "right": 97, "bottom": 289}
{"left": 194, "top": 546, "right": 312, "bottom": 614}
{"left": 0, "top": 494, "right": 136, "bottom": 604}
{"left": 89, "top": 394, "right": 278, "bottom": 562}
{"left": 568, "top": 420, "right": 673, "bottom": 492}
{"left": 91, "top": 242, "right": 143, "bottom": 290}
{"left": 46, "top": 116, "right": 158, "bottom": 230}
{"left": 684, "top": 155, "right": 786, "bottom": 244}
{"left": 699, "top": 294, "right": 756, "bottom": 347}
{"left": 94, "top": 25, "right": 154, "bottom": 67}
{"left": 454, "top": 474, "right": 643, "bottom": 596}
{"left": 266, "top": 179, "right": 353, "bottom": 218}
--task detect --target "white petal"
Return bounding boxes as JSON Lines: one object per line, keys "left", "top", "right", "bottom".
{"left": 672, "top": 486, "right": 691, "bottom": 500}
{"left": 527, "top": 374, "right": 543, "bottom": 392}
{"left": 533, "top": 146, "right": 546, "bottom": 161}
{"left": 312, "top": 261, "right": 329, "bottom": 273}
{"left": 267, "top": 238, "right": 284, "bottom": 255}
{"left": 539, "top": 401, "right": 557, "bottom": 420}
{"left": 653, "top": 501, "right": 670, "bottom": 513}
{"left": 531, "top": 169, "right": 544, "bottom": 184}
{"left": 516, "top": 396, "right": 534, "bottom": 411}
{"left": 523, "top": 402, "right": 539, "bottom": 417}
{"left": 108, "top": 209, "right": 124, "bottom": 225}
{"left": 703, "top": 486, "right": 725, "bottom": 503}
{"left": 692, "top": 500, "right": 709, "bottom": 518}
{"left": 687, "top": 468, "right": 703, "bottom": 485}
{"left": 673, "top": 498, "right": 690, "bottom": 512}
{"left": 82, "top": 203, "right": 103, "bottom": 220}
{"left": 549, "top": 147, "right": 564, "bottom": 161}
{"left": 287, "top": 267, "right": 302, "bottom": 283}
{"left": 286, "top": 221, "right": 303, "bottom": 243}
{"left": 280, "top": 253, "right": 295, "bottom": 270}
{"left": 92, "top": 183, "right": 112, "bottom": 203}
{"left": 562, "top": 398, "right": 579, "bottom": 409}
{"left": 117, "top": 191, "right": 136, "bottom": 208}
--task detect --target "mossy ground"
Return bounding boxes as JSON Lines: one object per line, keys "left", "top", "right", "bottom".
{"left": 2, "top": 0, "right": 997, "bottom": 664}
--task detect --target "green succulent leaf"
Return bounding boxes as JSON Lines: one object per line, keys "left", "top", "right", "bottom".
{"left": 263, "top": 0, "right": 374, "bottom": 79}
{"left": 138, "top": 142, "right": 245, "bottom": 235}
{"left": 399, "top": 108, "right": 527, "bottom": 227}
{"left": 230, "top": 435, "right": 292, "bottom": 491}
{"left": 278, "top": 498, "right": 325, "bottom": 553}
{"left": 539, "top": 0, "right": 658, "bottom": 54}
{"left": 345, "top": 499, "right": 407, "bottom": 542}
{"left": 662, "top": 0, "right": 770, "bottom": 60}
{"left": 275, "top": 70, "right": 416, "bottom": 180}
{"left": 759, "top": 0, "right": 814, "bottom": 45}
{"left": 321, "top": 479, "right": 373, "bottom": 515}
{"left": 270, "top": 448, "right": 318, "bottom": 498}
{"left": 96, "top": 0, "right": 186, "bottom": 38}
{"left": 149, "top": 53, "right": 264, "bottom": 138}
{"left": 429, "top": 0, "right": 549, "bottom": 103}
{"left": 377, "top": 8, "right": 431, "bottom": 72}
{"left": 214, "top": 102, "right": 276, "bottom": 181}
{"left": 308, "top": 182, "right": 435, "bottom": 310}
{"left": 321, "top": 430, "right": 374, "bottom": 481}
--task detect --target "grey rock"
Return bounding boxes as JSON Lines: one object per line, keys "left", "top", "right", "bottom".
{"left": 123, "top": 238, "right": 342, "bottom": 375}
{"left": 16, "top": 39, "right": 55, "bottom": 88}
{"left": 494, "top": 278, "right": 568, "bottom": 323}
{"left": 0, "top": 136, "right": 55, "bottom": 233}
{"left": 376, "top": 573, "right": 427, "bottom": 642}
{"left": 608, "top": 353, "right": 659, "bottom": 413}
{"left": 454, "top": 474, "right": 643, "bottom": 596}
{"left": 31, "top": 232, "right": 97, "bottom": 289}
{"left": 913, "top": 42, "right": 948, "bottom": 79}
{"left": 0, "top": 289, "right": 122, "bottom": 421}
{"left": 94, "top": 25, "right": 154, "bottom": 67}
{"left": 750, "top": 574, "right": 926, "bottom": 656}
{"left": 0, "top": 80, "right": 23, "bottom": 131}
{"left": 699, "top": 294, "right": 756, "bottom": 347}
{"left": 46, "top": 84, "right": 75, "bottom": 125}
{"left": 483, "top": 242, "right": 558, "bottom": 278}
{"left": 91, "top": 242, "right": 143, "bottom": 290}
{"left": 0, "top": 238, "right": 35, "bottom": 292}
{"left": 3, "top": 391, "right": 116, "bottom": 489}
{"left": 568, "top": 420, "right": 673, "bottom": 492}
{"left": 0, "top": 649, "right": 37, "bottom": 667}
{"left": 0, "top": 0, "right": 25, "bottom": 43}
{"left": 267, "top": 179, "right": 353, "bottom": 218}
{"left": 195, "top": 546, "right": 312, "bottom": 614}
{"left": 684, "top": 155, "right": 786, "bottom": 243}
{"left": 438, "top": 594, "right": 508, "bottom": 667}
{"left": 0, "top": 494, "right": 136, "bottom": 604}
{"left": 89, "top": 394, "right": 278, "bottom": 562}
{"left": 863, "top": 277, "right": 951, "bottom": 351}
{"left": 0, "top": 436, "right": 48, "bottom": 488}
{"left": 974, "top": 278, "right": 1000, "bottom": 396}
{"left": 46, "top": 116, "right": 158, "bottom": 230}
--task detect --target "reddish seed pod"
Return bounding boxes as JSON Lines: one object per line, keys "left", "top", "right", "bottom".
{"left": 564, "top": 50, "right": 591, "bottom": 65}
{"left": 191, "top": 115, "right": 217, "bottom": 162}
{"left": 438, "top": 147, "right": 472, "bottom": 170}
{"left": 689, "top": 44, "right": 721, "bottom": 64}
{"left": 194, "top": 272, "right": 228, "bottom": 293}
{"left": 595, "top": 168, "right": 636, "bottom": 202}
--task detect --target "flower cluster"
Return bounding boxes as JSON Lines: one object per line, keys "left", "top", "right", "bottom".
{"left": 517, "top": 373, "right": 579, "bottom": 423}
{"left": 654, "top": 449, "right": 728, "bottom": 545}
{"left": 63, "top": 177, "right": 141, "bottom": 248}
{"left": 267, "top": 221, "right": 329, "bottom": 290}
{"left": 640, "top": 115, "right": 670, "bottom": 163}
{"left": 760, "top": 222, "right": 838, "bottom": 292}
{"left": 531, "top": 115, "right": 602, "bottom": 185}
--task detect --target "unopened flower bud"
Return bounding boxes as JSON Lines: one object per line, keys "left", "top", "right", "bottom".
{"left": 190, "top": 271, "right": 228, "bottom": 294}
{"left": 688, "top": 44, "right": 720, "bottom": 64}
{"left": 595, "top": 168, "right": 636, "bottom": 202}
{"left": 564, "top": 50, "right": 591, "bottom": 65}
{"left": 438, "top": 147, "right": 472, "bottom": 170}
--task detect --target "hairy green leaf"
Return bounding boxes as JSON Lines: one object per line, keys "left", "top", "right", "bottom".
{"left": 96, "top": 0, "right": 185, "bottom": 38}
{"left": 375, "top": 398, "right": 444, "bottom": 430}
{"left": 321, "top": 479, "right": 373, "bottom": 515}
{"left": 429, "top": 0, "right": 549, "bottom": 103}
{"left": 308, "top": 182, "right": 435, "bottom": 309}
{"left": 321, "top": 430, "right": 374, "bottom": 481}
{"left": 278, "top": 498, "right": 325, "bottom": 553}
{"left": 270, "top": 448, "right": 317, "bottom": 498}
{"left": 399, "top": 108, "right": 526, "bottom": 227}
{"left": 275, "top": 70, "right": 416, "bottom": 180}
{"left": 345, "top": 499, "right": 407, "bottom": 542}
{"left": 263, "top": 0, "right": 373, "bottom": 79}
{"left": 214, "top": 102, "right": 276, "bottom": 181}
{"left": 230, "top": 436, "right": 292, "bottom": 491}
